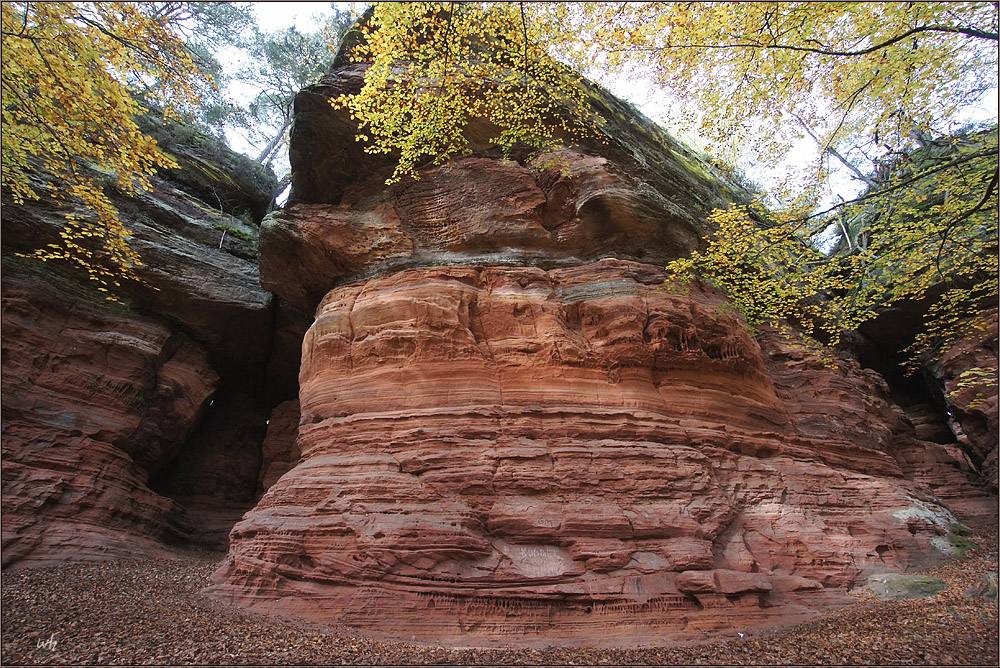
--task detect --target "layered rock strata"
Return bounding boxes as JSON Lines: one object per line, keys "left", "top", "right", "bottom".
{"left": 209, "top": 260, "right": 995, "bottom": 644}
{"left": 261, "top": 59, "right": 746, "bottom": 316}
{"left": 1, "top": 119, "right": 284, "bottom": 564}
{"left": 1, "top": 262, "right": 212, "bottom": 567}
{"left": 207, "top": 41, "right": 997, "bottom": 645}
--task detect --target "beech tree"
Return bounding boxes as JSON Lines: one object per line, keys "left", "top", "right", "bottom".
{"left": 338, "top": 1, "right": 998, "bottom": 369}
{"left": 336, "top": 2, "right": 596, "bottom": 183}
{"left": 1, "top": 2, "right": 214, "bottom": 292}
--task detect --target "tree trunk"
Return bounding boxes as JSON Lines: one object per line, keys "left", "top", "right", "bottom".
{"left": 255, "top": 117, "right": 292, "bottom": 166}
{"left": 793, "top": 113, "right": 880, "bottom": 190}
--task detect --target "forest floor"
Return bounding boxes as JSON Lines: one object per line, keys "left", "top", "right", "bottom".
{"left": 2, "top": 526, "right": 997, "bottom": 667}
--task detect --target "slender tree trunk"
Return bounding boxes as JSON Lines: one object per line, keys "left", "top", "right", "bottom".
{"left": 273, "top": 172, "right": 292, "bottom": 199}
{"left": 255, "top": 116, "right": 292, "bottom": 165}
{"left": 793, "top": 113, "right": 880, "bottom": 190}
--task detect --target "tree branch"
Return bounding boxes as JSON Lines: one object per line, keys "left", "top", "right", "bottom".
{"left": 791, "top": 112, "right": 880, "bottom": 190}
{"left": 801, "top": 149, "right": 998, "bottom": 224}
{"left": 611, "top": 23, "right": 998, "bottom": 58}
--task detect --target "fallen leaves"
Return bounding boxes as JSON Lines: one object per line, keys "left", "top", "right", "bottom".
{"left": 1, "top": 527, "right": 996, "bottom": 666}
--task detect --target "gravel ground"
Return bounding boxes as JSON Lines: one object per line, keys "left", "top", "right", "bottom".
{"left": 2, "top": 528, "right": 997, "bottom": 667}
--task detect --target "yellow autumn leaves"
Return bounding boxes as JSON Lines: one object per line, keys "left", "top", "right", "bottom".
{"left": 333, "top": 1, "right": 996, "bottom": 366}
{"left": 333, "top": 2, "right": 594, "bottom": 184}
{"left": 561, "top": 2, "right": 998, "bottom": 179}
{"left": 668, "top": 131, "right": 998, "bottom": 363}
{"left": 1, "top": 2, "right": 205, "bottom": 293}
{"left": 2, "top": 0, "right": 995, "bottom": 373}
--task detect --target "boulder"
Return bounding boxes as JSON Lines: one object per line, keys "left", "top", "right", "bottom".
{"left": 965, "top": 572, "right": 998, "bottom": 602}
{"left": 867, "top": 574, "right": 947, "bottom": 600}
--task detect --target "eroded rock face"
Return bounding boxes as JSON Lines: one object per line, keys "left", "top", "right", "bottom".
{"left": 853, "top": 306, "right": 998, "bottom": 492}
{"left": 1, "top": 262, "right": 215, "bottom": 567}
{"left": 927, "top": 311, "right": 999, "bottom": 490}
{"left": 261, "top": 60, "right": 743, "bottom": 316}
{"left": 208, "top": 260, "right": 995, "bottom": 645}
{"left": 257, "top": 399, "right": 302, "bottom": 496}
{"left": 207, "top": 42, "right": 998, "bottom": 645}
{"left": 1, "top": 120, "right": 285, "bottom": 566}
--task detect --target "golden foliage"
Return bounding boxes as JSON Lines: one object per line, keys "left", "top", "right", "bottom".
{"left": 333, "top": 2, "right": 595, "bottom": 183}
{"left": 337, "top": 2, "right": 997, "bottom": 368}
{"left": 1, "top": 2, "right": 206, "bottom": 292}
{"left": 668, "top": 130, "right": 998, "bottom": 362}
{"left": 561, "top": 2, "right": 998, "bottom": 178}
{"left": 951, "top": 366, "right": 998, "bottom": 410}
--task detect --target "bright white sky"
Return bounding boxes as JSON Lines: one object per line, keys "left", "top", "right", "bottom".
{"left": 217, "top": 3, "right": 338, "bottom": 159}
{"left": 254, "top": 1, "right": 339, "bottom": 32}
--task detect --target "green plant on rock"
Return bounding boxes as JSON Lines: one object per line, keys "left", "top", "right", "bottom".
{"left": 948, "top": 532, "right": 978, "bottom": 559}
{"left": 212, "top": 223, "right": 255, "bottom": 243}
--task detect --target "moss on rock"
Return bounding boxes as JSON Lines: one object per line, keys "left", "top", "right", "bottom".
{"left": 135, "top": 108, "right": 278, "bottom": 224}
{"left": 867, "top": 574, "right": 948, "bottom": 599}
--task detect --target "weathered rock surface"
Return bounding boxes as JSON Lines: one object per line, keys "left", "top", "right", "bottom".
{"left": 854, "top": 304, "right": 998, "bottom": 492}
{"left": 152, "top": 392, "right": 266, "bottom": 503}
{"left": 1, "top": 120, "right": 286, "bottom": 567}
{"left": 206, "top": 37, "right": 998, "bottom": 646}
{"left": 262, "top": 60, "right": 745, "bottom": 315}
{"left": 134, "top": 108, "right": 278, "bottom": 224}
{"left": 257, "top": 399, "right": 302, "bottom": 496}
{"left": 1, "top": 261, "right": 212, "bottom": 567}
{"left": 927, "top": 311, "right": 999, "bottom": 490}
{"left": 209, "top": 260, "right": 996, "bottom": 644}
{"left": 866, "top": 574, "right": 947, "bottom": 600}
{"left": 1, "top": 142, "right": 276, "bottom": 386}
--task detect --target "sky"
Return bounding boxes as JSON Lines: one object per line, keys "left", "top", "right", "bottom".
{"left": 254, "top": 1, "right": 340, "bottom": 32}
{"left": 233, "top": 2, "right": 998, "bottom": 212}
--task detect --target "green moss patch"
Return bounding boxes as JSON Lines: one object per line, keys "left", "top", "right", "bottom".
{"left": 949, "top": 522, "right": 973, "bottom": 537}
{"left": 867, "top": 574, "right": 947, "bottom": 600}
{"left": 212, "top": 224, "right": 256, "bottom": 243}
{"left": 948, "top": 532, "right": 978, "bottom": 558}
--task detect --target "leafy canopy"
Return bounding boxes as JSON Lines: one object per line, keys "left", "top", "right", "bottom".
{"left": 335, "top": 2, "right": 595, "bottom": 183}
{"left": 337, "top": 1, "right": 998, "bottom": 368}
{"left": 559, "top": 3, "right": 997, "bottom": 182}
{"left": 1, "top": 2, "right": 211, "bottom": 292}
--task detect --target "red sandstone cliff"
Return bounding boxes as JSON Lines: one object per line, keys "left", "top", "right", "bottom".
{"left": 1, "top": 25, "right": 994, "bottom": 650}
{"left": 1, "top": 117, "right": 293, "bottom": 565}
{"left": 208, "top": 260, "right": 994, "bottom": 644}
{"left": 204, "top": 52, "right": 996, "bottom": 645}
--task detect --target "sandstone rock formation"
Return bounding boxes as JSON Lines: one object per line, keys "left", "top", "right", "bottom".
{"left": 210, "top": 260, "right": 995, "bottom": 645}
{"left": 927, "top": 312, "right": 999, "bottom": 489}
{"left": 261, "top": 59, "right": 746, "bottom": 316}
{"left": 2, "top": 22, "right": 994, "bottom": 651}
{"left": 853, "top": 307, "right": 998, "bottom": 492}
{"left": 257, "top": 399, "right": 301, "bottom": 496}
{"left": 1, "top": 116, "right": 286, "bottom": 564}
{"left": 203, "top": 42, "right": 996, "bottom": 646}
{"left": 1, "top": 261, "right": 211, "bottom": 567}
